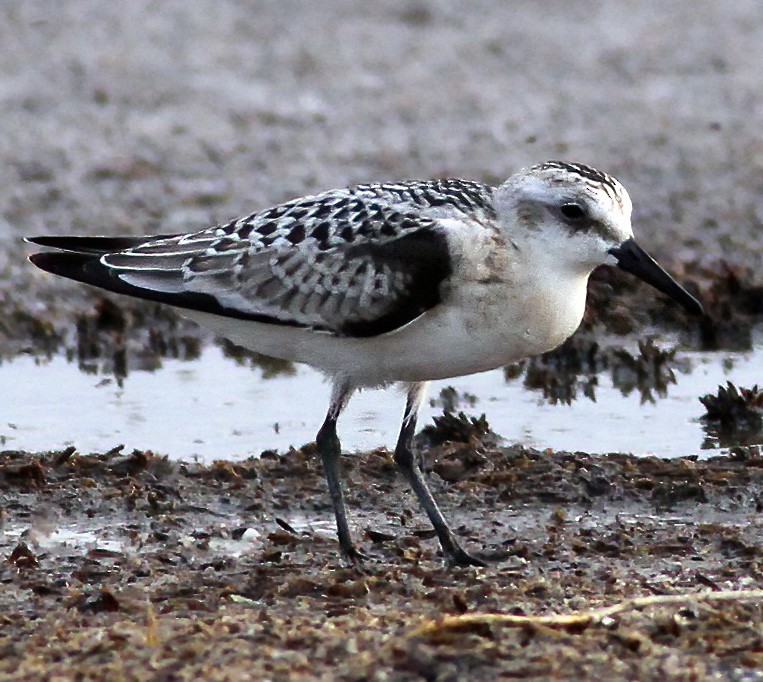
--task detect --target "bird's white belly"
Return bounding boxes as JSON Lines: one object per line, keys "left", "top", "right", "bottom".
{"left": 183, "top": 275, "right": 588, "bottom": 386}
{"left": 356, "top": 277, "right": 587, "bottom": 382}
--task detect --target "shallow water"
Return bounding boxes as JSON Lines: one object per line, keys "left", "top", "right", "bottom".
{"left": 2, "top": 526, "right": 126, "bottom": 555}
{"left": 1, "top": 344, "right": 761, "bottom": 461}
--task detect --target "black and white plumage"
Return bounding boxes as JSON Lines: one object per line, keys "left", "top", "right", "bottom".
{"left": 28, "top": 161, "right": 703, "bottom": 566}
{"left": 31, "top": 178, "right": 496, "bottom": 338}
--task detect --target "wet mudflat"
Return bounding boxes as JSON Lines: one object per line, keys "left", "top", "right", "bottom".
{"left": 2, "top": 2, "right": 763, "bottom": 680}
{"left": 2, "top": 439, "right": 763, "bottom": 681}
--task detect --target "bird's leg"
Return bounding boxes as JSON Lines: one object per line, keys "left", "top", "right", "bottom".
{"left": 315, "top": 380, "right": 366, "bottom": 562}
{"left": 394, "top": 382, "right": 486, "bottom": 567}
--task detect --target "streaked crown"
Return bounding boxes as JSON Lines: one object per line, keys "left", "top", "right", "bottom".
{"left": 495, "top": 160, "right": 634, "bottom": 247}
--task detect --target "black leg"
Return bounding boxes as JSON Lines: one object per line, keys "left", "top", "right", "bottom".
{"left": 394, "top": 382, "right": 486, "bottom": 567}
{"left": 315, "top": 380, "right": 366, "bottom": 562}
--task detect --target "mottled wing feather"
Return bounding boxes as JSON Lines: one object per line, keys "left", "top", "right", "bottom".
{"left": 101, "top": 184, "right": 461, "bottom": 336}
{"left": 353, "top": 178, "right": 496, "bottom": 220}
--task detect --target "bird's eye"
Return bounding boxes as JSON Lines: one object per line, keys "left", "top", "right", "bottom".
{"left": 560, "top": 203, "right": 586, "bottom": 221}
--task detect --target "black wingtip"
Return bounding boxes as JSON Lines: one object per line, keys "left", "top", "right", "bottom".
{"left": 29, "top": 251, "right": 61, "bottom": 273}
{"left": 28, "top": 251, "right": 99, "bottom": 282}
{"left": 26, "top": 236, "right": 78, "bottom": 248}
{"left": 28, "top": 251, "right": 46, "bottom": 267}
{"left": 25, "top": 234, "right": 182, "bottom": 255}
{"left": 28, "top": 247, "right": 303, "bottom": 328}
{"left": 25, "top": 235, "right": 95, "bottom": 250}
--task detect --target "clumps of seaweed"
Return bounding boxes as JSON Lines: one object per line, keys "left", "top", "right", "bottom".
{"left": 695, "top": 262, "right": 763, "bottom": 351}
{"left": 73, "top": 297, "right": 202, "bottom": 383}
{"left": 429, "top": 386, "right": 478, "bottom": 412}
{"left": 416, "top": 412, "right": 498, "bottom": 482}
{"left": 0, "top": 308, "right": 64, "bottom": 359}
{"left": 610, "top": 340, "right": 677, "bottom": 403}
{"left": 506, "top": 336, "right": 678, "bottom": 405}
{"left": 44, "top": 294, "right": 294, "bottom": 381}
{"left": 699, "top": 382, "right": 763, "bottom": 449}
{"left": 420, "top": 411, "right": 493, "bottom": 446}
{"left": 219, "top": 339, "right": 295, "bottom": 378}
{"left": 520, "top": 335, "right": 601, "bottom": 405}
{"left": 584, "top": 259, "right": 763, "bottom": 353}
{"left": 75, "top": 298, "right": 128, "bottom": 380}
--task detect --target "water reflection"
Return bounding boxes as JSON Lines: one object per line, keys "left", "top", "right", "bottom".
{"left": 505, "top": 336, "right": 678, "bottom": 405}
{"left": 1, "top": 339, "right": 762, "bottom": 459}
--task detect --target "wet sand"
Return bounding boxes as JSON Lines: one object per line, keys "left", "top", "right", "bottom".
{"left": 2, "top": 2, "right": 763, "bottom": 680}
{"left": 2, "top": 443, "right": 763, "bottom": 680}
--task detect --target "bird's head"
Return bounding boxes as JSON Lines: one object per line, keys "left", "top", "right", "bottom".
{"left": 494, "top": 161, "right": 703, "bottom": 316}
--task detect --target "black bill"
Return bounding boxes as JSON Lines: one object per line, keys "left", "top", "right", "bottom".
{"left": 609, "top": 238, "right": 704, "bottom": 316}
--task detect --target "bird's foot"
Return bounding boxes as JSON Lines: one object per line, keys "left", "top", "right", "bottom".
{"left": 340, "top": 541, "right": 370, "bottom": 565}
{"left": 444, "top": 544, "right": 488, "bottom": 568}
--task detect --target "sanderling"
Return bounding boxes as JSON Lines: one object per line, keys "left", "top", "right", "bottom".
{"left": 28, "top": 161, "right": 703, "bottom": 566}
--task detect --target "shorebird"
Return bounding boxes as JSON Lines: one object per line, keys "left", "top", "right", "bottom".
{"left": 28, "top": 161, "right": 703, "bottom": 566}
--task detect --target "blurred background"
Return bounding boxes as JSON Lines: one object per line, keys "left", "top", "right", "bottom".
{"left": 2, "top": 1, "right": 761, "bottom": 265}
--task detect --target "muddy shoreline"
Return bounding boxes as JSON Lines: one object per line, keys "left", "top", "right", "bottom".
{"left": 3, "top": 439, "right": 763, "bottom": 680}
{"left": 3, "top": 2, "right": 763, "bottom": 679}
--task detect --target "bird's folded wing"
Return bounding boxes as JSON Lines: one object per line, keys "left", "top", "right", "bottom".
{"left": 31, "top": 195, "right": 454, "bottom": 337}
